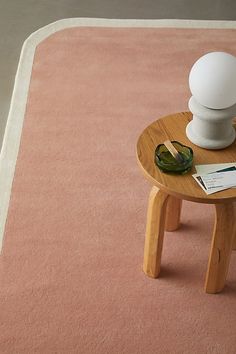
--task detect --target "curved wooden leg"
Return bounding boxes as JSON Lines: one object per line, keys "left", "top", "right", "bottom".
{"left": 143, "top": 186, "right": 169, "bottom": 278}
{"left": 233, "top": 204, "right": 236, "bottom": 250}
{"left": 165, "top": 196, "right": 182, "bottom": 231}
{"left": 205, "top": 203, "right": 235, "bottom": 294}
{"left": 233, "top": 236, "right": 236, "bottom": 251}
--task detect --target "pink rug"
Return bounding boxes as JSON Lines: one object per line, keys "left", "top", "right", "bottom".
{"left": 0, "top": 20, "right": 236, "bottom": 353}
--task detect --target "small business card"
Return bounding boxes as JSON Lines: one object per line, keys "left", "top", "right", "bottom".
{"left": 192, "top": 170, "right": 236, "bottom": 194}
{"left": 195, "top": 163, "right": 236, "bottom": 174}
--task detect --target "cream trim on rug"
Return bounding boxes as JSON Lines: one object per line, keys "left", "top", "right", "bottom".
{"left": 1, "top": 18, "right": 236, "bottom": 251}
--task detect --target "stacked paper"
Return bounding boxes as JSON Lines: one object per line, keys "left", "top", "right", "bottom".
{"left": 192, "top": 163, "right": 236, "bottom": 194}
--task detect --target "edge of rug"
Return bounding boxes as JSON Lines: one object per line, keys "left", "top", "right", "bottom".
{"left": 1, "top": 18, "right": 236, "bottom": 252}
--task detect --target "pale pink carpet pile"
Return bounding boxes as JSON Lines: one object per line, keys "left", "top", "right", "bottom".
{"left": 1, "top": 26, "right": 236, "bottom": 353}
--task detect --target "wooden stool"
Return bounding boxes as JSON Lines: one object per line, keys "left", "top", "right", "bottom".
{"left": 136, "top": 112, "right": 236, "bottom": 294}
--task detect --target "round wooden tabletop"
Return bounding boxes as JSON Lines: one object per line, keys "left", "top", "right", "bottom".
{"left": 136, "top": 112, "right": 236, "bottom": 204}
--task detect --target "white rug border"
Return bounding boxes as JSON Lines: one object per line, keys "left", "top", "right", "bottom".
{"left": 1, "top": 17, "right": 236, "bottom": 251}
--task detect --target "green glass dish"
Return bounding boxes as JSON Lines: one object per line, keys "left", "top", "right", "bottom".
{"left": 155, "top": 141, "right": 193, "bottom": 174}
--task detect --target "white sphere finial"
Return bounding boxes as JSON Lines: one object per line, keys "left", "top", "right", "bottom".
{"left": 186, "top": 51, "right": 236, "bottom": 150}
{"left": 189, "top": 52, "right": 236, "bottom": 109}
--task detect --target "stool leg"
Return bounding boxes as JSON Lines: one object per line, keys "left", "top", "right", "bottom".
{"left": 205, "top": 203, "right": 235, "bottom": 294}
{"left": 233, "top": 235, "right": 236, "bottom": 251}
{"left": 165, "top": 196, "right": 182, "bottom": 231}
{"left": 143, "top": 186, "right": 169, "bottom": 278}
{"left": 233, "top": 204, "right": 236, "bottom": 250}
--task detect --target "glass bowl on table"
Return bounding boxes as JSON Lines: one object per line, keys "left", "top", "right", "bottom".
{"left": 155, "top": 141, "right": 193, "bottom": 174}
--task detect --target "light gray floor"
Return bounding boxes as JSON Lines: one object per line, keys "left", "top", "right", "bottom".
{"left": 0, "top": 0, "right": 236, "bottom": 146}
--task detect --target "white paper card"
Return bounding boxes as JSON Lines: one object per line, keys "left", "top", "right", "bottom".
{"left": 201, "top": 171, "right": 236, "bottom": 188}
{"left": 192, "top": 170, "right": 236, "bottom": 194}
{"left": 192, "top": 174, "right": 223, "bottom": 194}
{"left": 195, "top": 163, "right": 236, "bottom": 174}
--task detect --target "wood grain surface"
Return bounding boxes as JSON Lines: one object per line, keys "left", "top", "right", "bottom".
{"left": 136, "top": 112, "right": 236, "bottom": 203}
{"left": 204, "top": 203, "right": 235, "bottom": 293}
{"left": 143, "top": 187, "right": 169, "bottom": 278}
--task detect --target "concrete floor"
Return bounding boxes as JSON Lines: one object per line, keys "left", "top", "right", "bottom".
{"left": 0, "top": 0, "right": 236, "bottom": 144}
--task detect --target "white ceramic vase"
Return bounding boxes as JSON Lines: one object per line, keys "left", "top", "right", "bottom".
{"left": 186, "top": 96, "right": 236, "bottom": 149}
{"left": 186, "top": 52, "right": 236, "bottom": 150}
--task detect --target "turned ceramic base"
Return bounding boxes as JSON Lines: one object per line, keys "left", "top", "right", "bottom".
{"left": 186, "top": 96, "right": 236, "bottom": 150}
{"left": 186, "top": 120, "right": 236, "bottom": 149}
